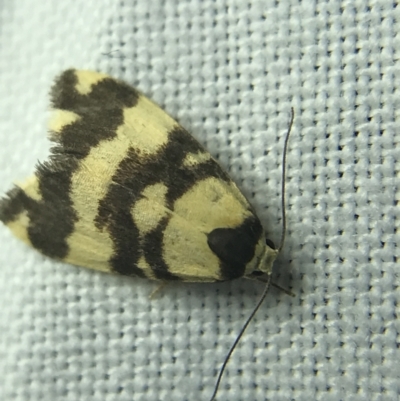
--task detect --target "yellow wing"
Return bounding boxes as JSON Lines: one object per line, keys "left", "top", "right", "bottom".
{"left": 0, "top": 70, "right": 274, "bottom": 282}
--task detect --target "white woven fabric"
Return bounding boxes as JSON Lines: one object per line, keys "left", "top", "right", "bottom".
{"left": 0, "top": 1, "right": 399, "bottom": 400}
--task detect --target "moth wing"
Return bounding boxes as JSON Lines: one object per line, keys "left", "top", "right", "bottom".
{"left": 0, "top": 70, "right": 267, "bottom": 281}
{"left": 0, "top": 175, "right": 113, "bottom": 272}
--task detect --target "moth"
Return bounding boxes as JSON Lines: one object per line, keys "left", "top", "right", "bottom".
{"left": 0, "top": 70, "right": 292, "bottom": 400}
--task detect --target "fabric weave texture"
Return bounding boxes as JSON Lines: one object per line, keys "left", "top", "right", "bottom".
{"left": 0, "top": 1, "right": 399, "bottom": 400}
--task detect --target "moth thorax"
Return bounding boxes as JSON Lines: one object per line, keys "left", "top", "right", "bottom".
{"left": 257, "top": 243, "right": 279, "bottom": 275}
{"left": 242, "top": 235, "right": 279, "bottom": 278}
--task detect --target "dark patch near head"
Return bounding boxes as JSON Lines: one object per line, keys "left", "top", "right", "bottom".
{"left": 96, "top": 127, "right": 232, "bottom": 278}
{"left": 15, "top": 70, "right": 139, "bottom": 259}
{"left": 207, "top": 216, "right": 263, "bottom": 280}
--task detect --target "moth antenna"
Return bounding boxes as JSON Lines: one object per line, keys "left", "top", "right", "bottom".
{"left": 278, "top": 107, "right": 294, "bottom": 253}
{"left": 209, "top": 108, "right": 294, "bottom": 401}
{"left": 209, "top": 279, "right": 272, "bottom": 401}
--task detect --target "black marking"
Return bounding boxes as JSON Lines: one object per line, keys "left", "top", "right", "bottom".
{"left": 0, "top": 187, "right": 28, "bottom": 224}
{"left": 96, "top": 127, "right": 232, "bottom": 278}
{"left": 164, "top": 128, "right": 232, "bottom": 207}
{"left": 142, "top": 216, "right": 179, "bottom": 280}
{"left": 108, "top": 210, "right": 146, "bottom": 278}
{"left": 0, "top": 70, "right": 139, "bottom": 259}
{"left": 94, "top": 147, "right": 145, "bottom": 278}
{"left": 50, "top": 70, "right": 139, "bottom": 157}
{"left": 207, "top": 216, "right": 263, "bottom": 280}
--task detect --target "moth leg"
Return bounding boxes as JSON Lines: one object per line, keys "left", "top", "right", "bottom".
{"left": 245, "top": 274, "right": 295, "bottom": 297}
{"left": 270, "top": 282, "right": 295, "bottom": 297}
{"left": 149, "top": 282, "right": 168, "bottom": 299}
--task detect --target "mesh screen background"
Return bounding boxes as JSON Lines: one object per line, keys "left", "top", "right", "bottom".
{"left": 0, "top": 1, "right": 399, "bottom": 400}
